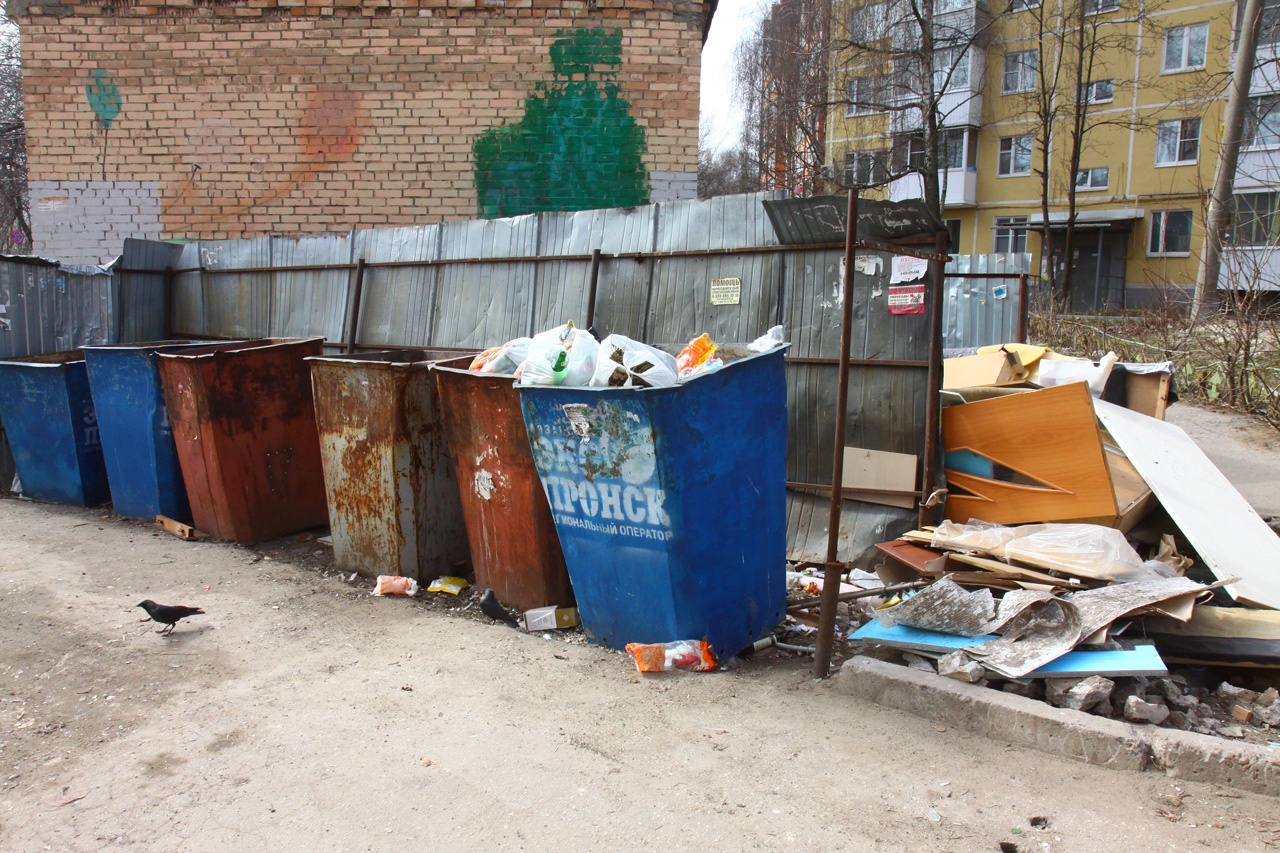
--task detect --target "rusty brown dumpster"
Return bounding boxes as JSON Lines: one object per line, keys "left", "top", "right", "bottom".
{"left": 157, "top": 338, "right": 329, "bottom": 543}
{"left": 432, "top": 359, "right": 573, "bottom": 612}
{"left": 308, "top": 350, "right": 472, "bottom": 583}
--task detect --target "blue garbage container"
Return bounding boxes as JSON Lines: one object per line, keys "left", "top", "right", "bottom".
{"left": 0, "top": 352, "right": 110, "bottom": 506}
{"left": 517, "top": 347, "right": 788, "bottom": 659}
{"left": 82, "top": 341, "right": 221, "bottom": 520}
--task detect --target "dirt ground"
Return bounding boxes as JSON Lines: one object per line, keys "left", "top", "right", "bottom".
{"left": 3, "top": 493, "right": 1280, "bottom": 852}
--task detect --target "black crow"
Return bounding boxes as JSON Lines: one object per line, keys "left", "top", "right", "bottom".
{"left": 477, "top": 589, "right": 519, "bottom": 629}
{"left": 136, "top": 600, "right": 205, "bottom": 635}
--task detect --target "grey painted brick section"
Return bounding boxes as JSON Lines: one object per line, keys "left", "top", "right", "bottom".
{"left": 840, "top": 656, "right": 1280, "bottom": 796}
{"left": 29, "top": 180, "right": 163, "bottom": 265}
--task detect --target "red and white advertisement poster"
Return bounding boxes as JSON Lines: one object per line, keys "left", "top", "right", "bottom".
{"left": 887, "top": 284, "right": 926, "bottom": 315}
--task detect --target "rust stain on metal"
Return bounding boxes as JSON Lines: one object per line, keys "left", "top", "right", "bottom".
{"left": 433, "top": 359, "right": 574, "bottom": 612}
{"left": 309, "top": 350, "right": 470, "bottom": 582}
{"left": 157, "top": 338, "right": 329, "bottom": 544}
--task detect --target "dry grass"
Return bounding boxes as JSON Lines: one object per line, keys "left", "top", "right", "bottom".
{"left": 1029, "top": 291, "right": 1280, "bottom": 430}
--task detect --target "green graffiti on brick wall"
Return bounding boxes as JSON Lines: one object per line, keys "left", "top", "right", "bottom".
{"left": 473, "top": 28, "right": 649, "bottom": 218}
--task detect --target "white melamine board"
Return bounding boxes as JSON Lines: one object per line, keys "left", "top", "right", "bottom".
{"left": 1094, "top": 399, "right": 1280, "bottom": 610}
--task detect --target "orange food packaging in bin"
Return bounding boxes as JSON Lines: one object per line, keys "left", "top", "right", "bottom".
{"left": 675, "top": 334, "right": 717, "bottom": 375}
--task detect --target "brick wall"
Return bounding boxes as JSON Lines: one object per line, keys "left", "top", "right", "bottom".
{"left": 14, "top": 0, "right": 704, "bottom": 264}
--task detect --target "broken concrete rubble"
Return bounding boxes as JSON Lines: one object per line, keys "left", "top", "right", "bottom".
{"left": 1046, "top": 676, "right": 1114, "bottom": 712}
{"left": 1124, "top": 695, "right": 1171, "bottom": 725}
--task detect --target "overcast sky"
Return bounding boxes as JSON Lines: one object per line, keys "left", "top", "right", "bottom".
{"left": 700, "top": 0, "right": 768, "bottom": 154}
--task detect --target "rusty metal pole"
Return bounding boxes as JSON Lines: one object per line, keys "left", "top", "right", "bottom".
{"left": 919, "top": 230, "right": 949, "bottom": 530}
{"left": 586, "top": 248, "right": 602, "bottom": 332}
{"left": 813, "top": 189, "right": 858, "bottom": 679}
{"left": 346, "top": 257, "right": 367, "bottom": 354}
{"left": 1018, "top": 273, "right": 1030, "bottom": 343}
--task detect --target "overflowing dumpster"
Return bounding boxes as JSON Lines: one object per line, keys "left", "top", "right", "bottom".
{"left": 157, "top": 338, "right": 328, "bottom": 543}
{"left": 0, "top": 351, "right": 111, "bottom": 507}
{"left": 82, "top": 340, "right": 223, "bottom": 520}
{"left": 433, "top": 359, "right": 574, "bottom": 613}
{"left": 308, "top": 350, "right": 471, "bottom": 582}
{"left": 517, "top": 346, "right": 788, "bottom": 658}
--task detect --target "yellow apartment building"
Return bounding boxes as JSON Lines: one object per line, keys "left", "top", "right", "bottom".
{"left": 825, "top": 0, "right": 1275, "bottom": 310}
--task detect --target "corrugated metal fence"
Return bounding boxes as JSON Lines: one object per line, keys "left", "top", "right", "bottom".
{"left": 2, "top": 192, "right": 1029, "bottom": 566}
{"left": 126, "top": 193, "right": 1027, "bottom": 564}
{"left": 0, "top": 254, "right": 167, "bottom": 487}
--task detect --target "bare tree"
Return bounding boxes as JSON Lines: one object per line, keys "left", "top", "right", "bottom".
{"left": 0, "top": 18, "right": 28, "bottom": 254}
{"left": 735, "top": 0, "right": 831, "bottom": 196}
{"left": 830, "top": 0, "right": 999, "bottom": 219}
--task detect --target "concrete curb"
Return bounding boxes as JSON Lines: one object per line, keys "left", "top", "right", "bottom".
{"left": 839, "top": 657, "right": 1280, "bottom": 797}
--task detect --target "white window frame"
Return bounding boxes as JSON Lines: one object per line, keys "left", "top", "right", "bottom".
{"left": 994, "top": 217, "right": 1029, "bottom": 253}
{"left": 1148, "top": 209, "right": 1193, "bottom": 256}
{"left": 1230, "top": 191, "right": 1280, "bottom": 246}
{"left": 1156, "top": 118, "right": 1201, "bottom": 166}
{"left": 997, "top": 134, "right": 1033, "bottom": 176}
{"left": 845, "top": 149, "right": 887, "bottom": 186}
{"left": 1088, "top": 0, "right": 1120, "bottom": 13}
{"left": 845, "top": 77, "right": 883, "bottom": 117}
{"left": 1002, "top": 50, "right": 1038, "bottom": 94}
{"left": 1008, "top": 0, "right": 1040, "bottom": 10}
{"left": 933, "top": 47, "right": 970, "bottom": 93}
{"left": 849, "top": 2, "right": 889, "bottom": 42}
{"left": 1244, "top": 95, "right": 1280, "bottom": 150}
{"left": 1080, "top": 79, "right": 1114, "bottom": 105}
{"left": 1075, "top": 166, "right": 1109, "bottom": 190}
{"left": 1162, "top": 23, "right": 1209, "bottom": 73}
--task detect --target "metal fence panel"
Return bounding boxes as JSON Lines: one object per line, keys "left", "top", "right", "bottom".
{"left": 943, "top": 253, "right": 1031, "bottom": 349}
{"left": 200, "top": 238, "right": 271, "bottom": 339}
{"left": 351, "top": 225, "right": 440, "bottom": 349}
{"left": 433, "top": 214, "right": 540, "bottom": 348}
{"left": 270, "top": 233, "right": 353, "bottom": 342}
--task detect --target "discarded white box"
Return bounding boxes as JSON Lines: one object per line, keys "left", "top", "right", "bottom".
{"left": 522, "top": 606, "right": 579, "bottom": 631}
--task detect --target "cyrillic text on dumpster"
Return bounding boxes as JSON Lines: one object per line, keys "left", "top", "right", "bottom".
{"left": 530, "top": 401, "right": 672, "bottom": 546}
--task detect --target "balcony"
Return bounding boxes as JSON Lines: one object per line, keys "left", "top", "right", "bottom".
{"left": 887, "top": 168, "right": 978, "bottom": 208}
{"left": 888, "top": 47, "right": 986, "bottom": 135}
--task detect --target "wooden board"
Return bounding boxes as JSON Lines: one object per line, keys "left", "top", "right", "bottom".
{"left": 1095, "top": 399, "right": 1280, "bottom": 610}
{"left": 1126, "top": 372, "right": 1171, "bottom": 420}
{"left": 155, "top": 514, "right": 209, "bottom": 541}
{"left": 943, "top": 350, "right": 1027, "bottom": 390}
{"left": 843, "top": 447, "right": 918, "bottom": 510}
{"left": 850, "top": 621, "right": 1168, "bottom": 676}
{"left": 874, "top": 539, "right": 943, "bottom": 573}
{"left": 943, "top": 383, "right": 1118, "bottom": 525}
{"left": 1145, "top": 606, "right": 1280, "bottom": 667}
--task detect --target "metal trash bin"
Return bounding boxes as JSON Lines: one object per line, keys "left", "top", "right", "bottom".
{"left": 433, "top": 359, "right": 574, "bottom": 613}
{"left": 0, "top": 351, "right": 111, "bottom": 506}
{"left": 517, "top": 347, "right": 788, "bottom": 658}
{"left": 82, "top": 340, "right": 224, "bottom": 520}
{"left": 157, "top": 338, "right": 329, "bottom": 543}
{"left": 308, "top": 350, "right": 472, "bottom": 582}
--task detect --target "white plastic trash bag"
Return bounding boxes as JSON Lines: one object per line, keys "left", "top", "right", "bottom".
{"left": 517, "top": 323, "right": 599, "bottom": 386}
{"left": 589, "top": 335, "right": 678, "bottom": 388}
{"left": 748, "top": 325, "right": 787, "bottom": 352}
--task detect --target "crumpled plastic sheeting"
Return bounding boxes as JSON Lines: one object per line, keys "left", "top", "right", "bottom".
{"left": 963, "top": 575, "right": 1207, "bottom": 678}
{"left": 930, "top": 520, "right": 1162, "bottom": 582}
{"left": 879, "top": 578, "right": 1057, "bottom": 639}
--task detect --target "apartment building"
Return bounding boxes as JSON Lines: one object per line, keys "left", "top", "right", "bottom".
{"left": 826, "top": 0, "right": 1276, "bottom": 309}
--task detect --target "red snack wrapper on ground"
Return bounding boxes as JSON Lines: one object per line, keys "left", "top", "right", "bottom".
{"left": 624, "top": 640, "right": 718, "bottom": 672}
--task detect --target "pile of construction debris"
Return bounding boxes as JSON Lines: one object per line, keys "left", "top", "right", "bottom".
{"left": 846, "top": 344, "right": 1280, "bottom": 739}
